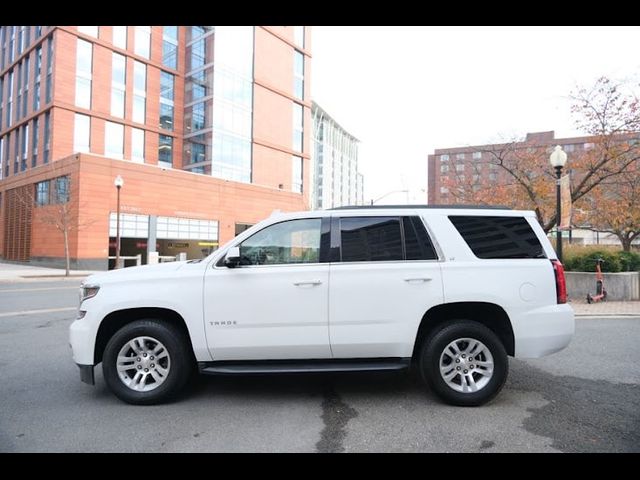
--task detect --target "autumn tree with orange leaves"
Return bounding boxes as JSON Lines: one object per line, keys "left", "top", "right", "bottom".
{"left": 444, "top": 77, "right": 640, "bottom": 235}
{"left": 574, "top": 163, "right": 640, "bottom": 251}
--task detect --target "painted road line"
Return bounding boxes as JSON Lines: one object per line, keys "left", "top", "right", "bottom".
{"left": 0, "top": 307, "right": 77, "bottom": 318}
{"left": 0, "top": 287, "right": 79, "bottom": 293}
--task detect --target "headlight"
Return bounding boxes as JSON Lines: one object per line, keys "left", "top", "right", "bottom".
{"left": 80, "top": 284, "right": 100, "bottom": 303}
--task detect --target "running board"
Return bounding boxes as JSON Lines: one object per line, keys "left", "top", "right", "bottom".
{"left": 198, "top": 358, "right": 411, "bottom": 375}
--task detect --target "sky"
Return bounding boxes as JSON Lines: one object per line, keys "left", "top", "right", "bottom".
{"left": 310, "top": 26, "right": 640, "bottom": 204}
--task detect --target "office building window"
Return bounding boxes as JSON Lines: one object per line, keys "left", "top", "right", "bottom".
{"left": 131, "top": 128, "right": 144, "bottom": 163}
{"left": 134, "top": 26, "right": 151, "bottom": 59}
{"left": 440, "top": 154, "right": 449, "bottom": 162}
{"left": 36, "top": 180, "right": 50, "bottom": 206}
{"left": 45, "top": 35, "right": 53, "bottom": 103}
{"left": 16, "top": 63, "right": 22, "bottom": 122}
{"left": 294, "top": 50, "right": 304, "bottom": 100}
{"left": 74, "top": 113, "right": 90, "bottom": 153}
{"left": 159, "top": 71, "right": 174, "bottom": 130}
{"left": 20, "top": 124, "right": 28, "bottom": 171}
{"left": 43, "top": 111, "right": 50, "bottom": 163}
{"left": 162, "top": 26, "right": 178, "bottom": 69}
{"left": 158, "top": 134, "right": 173, "bottom": 167}
{"left": 292, "top": 155, "right": 303, "bottom": 193}
{"left": 111, "top": 52, "right": 126, "bottom": 118}
{"left": 31, "top": 117, "right": 39, "bottom": 167}
{"left": 55, "top": 176, "right": 70, "bottom": 203}
{"left": 0, "top": 136, "right": 4, "bottom": 180}
{"left": 78, "top": 26, "right": 98, "bottom": 38}
{"left": 210, "top": 26, "right": 253, "bottom": 183}
{"left": 18, "top": 26, "right": 25, "bottom": 54}
{"left": 293, "top": 26, "right": 304, "bottom": 48}
{"left": 22, "top": 56, "right": 29, "bottom": 118}
{"left": 9, "top": 26, "right": 15, "bottom": 63}
{"left": 113, "top": 26, "right": 127, "bottom": 49}
{"left": 6, "top": 71, "right": 13, "bottom": 127}
{"left": 473, "top": 151, "right": 482, "bottom": 159}
{"left": 75, "top": 39, "right": 92, "bottom": 109}
{"left": 132, "top": 61, "right": 146, "bottom": 124}
{"left": 3, "top": 132, "right": 9, "bottom": 177}
{"left": 441, "top": 164, "right": 449, "bottom": 173}
{"left": 0, "top": 26, "right": 5, "bottom": 70}
{"left": 293, "top": 102, "right": 303, "bottom": 152}
{"left": 456, "top": 164, "right": 464, "bottom": 172}
{"left": 0, "top": 77, "right": 3, "bottom": 131}
{"left": 105, "top": 121, "right": 124, "bottom": 159}
{"left": 33, "top": 46, "right": 42, "bottom": 111}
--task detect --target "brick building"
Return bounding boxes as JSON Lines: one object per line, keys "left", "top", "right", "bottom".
{"left": 0, "top": 26, "right": 312, "bottom": 269}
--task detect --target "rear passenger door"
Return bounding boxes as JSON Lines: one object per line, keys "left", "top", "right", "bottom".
{"left": 328, "top": 215, "right": 444, "bottom": 359}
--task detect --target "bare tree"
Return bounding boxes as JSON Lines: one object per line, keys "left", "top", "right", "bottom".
{"left": 15, "top": 168, "right": 94, "bottom": 276}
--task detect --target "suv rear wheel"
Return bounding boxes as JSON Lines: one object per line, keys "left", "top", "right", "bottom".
{"left": 419, "top": 320, "right": 508, "bottom": 406}
{"left": 102, "top": 319, "right": 193, "bottom": 405}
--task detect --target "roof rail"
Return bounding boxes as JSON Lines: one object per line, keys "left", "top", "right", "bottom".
{"left": 328, "top": 204, "right": 512, "bottom": 210}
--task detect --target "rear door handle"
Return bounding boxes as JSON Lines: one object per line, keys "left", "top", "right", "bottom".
{"left": 404, "top": 277, "right": 432, "bottom": 283}
{"left": 293, "top": 280, "right": 323, "bottom": 287}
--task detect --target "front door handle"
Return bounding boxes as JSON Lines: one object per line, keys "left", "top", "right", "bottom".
{"left": 404, "top": 277, "right": 432, "bottom": 283}
{"left": 293, "top": 280, "right": 323, "bottom": 287}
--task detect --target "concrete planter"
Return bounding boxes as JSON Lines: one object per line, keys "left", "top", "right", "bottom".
{"left": 565, "top": 271, "right": 640, "bottom": 301}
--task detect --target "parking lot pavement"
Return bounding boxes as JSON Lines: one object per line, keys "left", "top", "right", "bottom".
{"left": 0, "top": 280, "right": 638, "bottom": 452}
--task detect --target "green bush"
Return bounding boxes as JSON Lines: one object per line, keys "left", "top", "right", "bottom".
{"left": 617, "top": 251, "right": 640, "bottom": 272}
{"left": 563, "top": 248, "right": 622, "bottom": 272}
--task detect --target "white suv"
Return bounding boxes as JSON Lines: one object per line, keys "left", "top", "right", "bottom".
{"left": 69, "top": 206, "right": 574, "bottom": 406}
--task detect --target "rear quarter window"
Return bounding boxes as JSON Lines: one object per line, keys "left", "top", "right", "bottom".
{"left": 448, "top": 215, "right": 546, "bottom": 259}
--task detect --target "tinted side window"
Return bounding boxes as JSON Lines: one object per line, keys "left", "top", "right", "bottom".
{"left": 449, "top": 215, "right": 545, "bottom": 259}
{"left": 340, "top": 217, "right": 403, "bottom": 262}
{"left": 403, "top": 216, "right": 437, "bottom": 260}
{"left": 238, "top": 218, "right": 321, "bottom": 265}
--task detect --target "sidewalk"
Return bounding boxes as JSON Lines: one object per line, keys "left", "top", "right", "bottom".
{"left": 570, "top": 299, "right": 640, "bottom": 317}
{"left": 0, "top": 262, "right": 98, "bottom": 282}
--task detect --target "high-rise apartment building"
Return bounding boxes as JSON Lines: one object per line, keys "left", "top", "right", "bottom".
{"left": 0, "top": 26, "right": 312, "bottom": 269}
{"left": 311, "top": 101, "right": 363, "bottom": 209}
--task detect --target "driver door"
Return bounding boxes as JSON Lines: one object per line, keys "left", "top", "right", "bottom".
{"left": 203, "top": 217, "right": 332, "bottom": 360}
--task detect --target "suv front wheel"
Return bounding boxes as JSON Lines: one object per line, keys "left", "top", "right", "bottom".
{"left": 102, "top": 319, "right": 193, "bottom": 405}
{"left": 419, "top": 320, "right": 508, "bottom": 406}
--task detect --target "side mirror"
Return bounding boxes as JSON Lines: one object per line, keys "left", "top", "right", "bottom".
{"left": 224, "top": 246, "right": 241, "bottom": 268}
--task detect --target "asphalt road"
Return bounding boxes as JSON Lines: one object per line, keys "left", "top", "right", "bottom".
{"left": 0, "top": 279, "right": 638, "bottom": 453}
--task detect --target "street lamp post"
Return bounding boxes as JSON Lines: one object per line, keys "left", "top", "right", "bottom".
{"left": 371, "top": 189, "right": 409, "bottom": 205}
{"left": 114, "top": 175, "right": 124, "bottom": 269}
{"left": 549, "top": 145, "right": 568, "bottom": 262}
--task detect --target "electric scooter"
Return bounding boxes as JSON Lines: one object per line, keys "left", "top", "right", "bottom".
{"left": 586, "top": 258, "right": 607, "bottom": 303}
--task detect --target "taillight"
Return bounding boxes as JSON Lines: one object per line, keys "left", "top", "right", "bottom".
{"left": 551, "top": 259, "right": 567, "bottom": 304}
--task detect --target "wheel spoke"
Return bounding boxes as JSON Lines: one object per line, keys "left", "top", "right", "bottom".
{"left": 466, "top": 340, "right": 480, "bottom": 355}
{"left": 128, "top": 339, "right": 143, "bottom": 355}
{"left": 466, "top": 374, "right": 478, "bottom": 392}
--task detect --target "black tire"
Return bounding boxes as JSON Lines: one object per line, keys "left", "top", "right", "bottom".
{"left": 419, "top": 320, "right": 508, "bottom": 407}
{"left": 102, "top": 319, "right": 194, "bottom": 405}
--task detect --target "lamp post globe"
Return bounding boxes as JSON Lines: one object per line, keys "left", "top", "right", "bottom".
{"left": 549, "top": 146, "right": 568, "bottom": 262}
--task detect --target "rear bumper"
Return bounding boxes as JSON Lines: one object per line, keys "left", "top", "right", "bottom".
{"left": 513, "top": 303, "right": 575, "bottom": 358}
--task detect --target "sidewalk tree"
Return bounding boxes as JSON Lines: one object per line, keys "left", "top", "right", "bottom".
{"left": 444, "top": 76, "right": 640, "bottom": 232}
{"left": 15, "top": 167, "right": 94, "bottom": 276}
{"left": 574, "top": 164, "right": 640, "bottom": 251}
